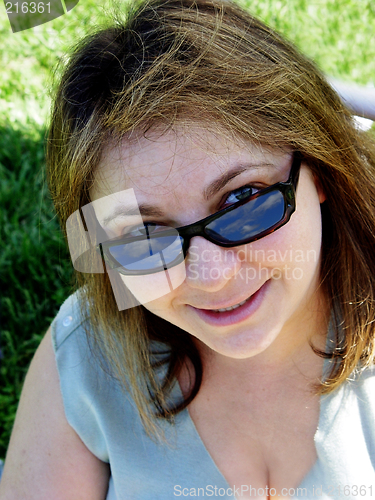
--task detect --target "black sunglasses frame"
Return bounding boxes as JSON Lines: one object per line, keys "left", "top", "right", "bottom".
{"left": 99, "top": 152, "right": 302, "bottom": 275}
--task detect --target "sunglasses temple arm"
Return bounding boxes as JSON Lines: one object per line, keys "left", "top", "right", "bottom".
{"left": 160, "top": 251, "right": 173, "bottom": 291}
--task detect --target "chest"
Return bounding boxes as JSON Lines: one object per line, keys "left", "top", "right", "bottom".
{"left": 187, "top": 389, "right": 320, "bottom": 498}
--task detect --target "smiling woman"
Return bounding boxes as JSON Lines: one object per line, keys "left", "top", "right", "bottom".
{"left": 1, "top": 0, "right": 375, "bottom": 499}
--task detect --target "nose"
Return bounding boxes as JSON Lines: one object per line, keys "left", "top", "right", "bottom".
{"left": 185, "top": 236, "right": 242, "bottom": 291}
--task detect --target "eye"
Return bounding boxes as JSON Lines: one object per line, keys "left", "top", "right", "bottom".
{"left": 122, "top": 222, "right": 166, "bottom": 238}
{"left": 224, "top": 185, "right": 257, "bottom": 205}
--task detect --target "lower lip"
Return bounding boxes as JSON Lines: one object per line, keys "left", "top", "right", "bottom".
{"left": 191, "top": 280, "right": 270, "bottom": 327}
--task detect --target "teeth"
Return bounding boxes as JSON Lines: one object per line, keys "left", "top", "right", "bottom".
{"left": 212, "top": 298, "right": 248, "bottom": 313}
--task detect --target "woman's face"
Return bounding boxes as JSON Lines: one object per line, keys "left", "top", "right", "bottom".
{"left": 90, "top": 125, "right": 326, "bottom": 360}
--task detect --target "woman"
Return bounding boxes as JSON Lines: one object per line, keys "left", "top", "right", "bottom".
{"left": 1, "top": 0, "right": 375, "bottom": 498}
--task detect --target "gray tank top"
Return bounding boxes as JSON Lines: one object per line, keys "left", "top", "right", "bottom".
{"left": 51, "top": 293, "right": 375, "bottom": 499}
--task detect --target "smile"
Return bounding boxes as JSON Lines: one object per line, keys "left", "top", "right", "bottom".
{"left": 190, "top": 280, "right": 270, "bottom": 327}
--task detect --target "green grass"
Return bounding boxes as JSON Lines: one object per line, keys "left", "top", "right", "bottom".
{"left": 0, "top": 125, "right": 74, "bottom": 451}
{"left": 240, "top": 0, "right": 375, "bottom": 85}
{"left": 0, "top": 0, "right": 109, "bottom": 126}
{"left": 0, "top": 0, "right": 375, "bottom": 460}
{"left": 0, "top": 0, "right": 108, "bottom": 459}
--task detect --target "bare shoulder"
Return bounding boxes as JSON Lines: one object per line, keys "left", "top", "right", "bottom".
{"left": 0, "top": 327, "right": 110, "bottom": 500}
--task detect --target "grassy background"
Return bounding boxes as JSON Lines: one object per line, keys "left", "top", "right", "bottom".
{"left": 0, "top": 0, "right": 375, "bottom": 459}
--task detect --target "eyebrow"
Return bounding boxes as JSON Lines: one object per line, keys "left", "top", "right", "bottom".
{"left": 203, "top": 164, "right": 266, "bottom": 200}
{"left": 100, "top": 163, "right": 269, "bottom": 226}
{"left": 100, "top": 204, "right": 165, "bottom": 226}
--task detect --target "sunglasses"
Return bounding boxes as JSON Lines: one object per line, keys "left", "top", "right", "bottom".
{"left": 99, "top": 152, "right": 302, "bottom": 275}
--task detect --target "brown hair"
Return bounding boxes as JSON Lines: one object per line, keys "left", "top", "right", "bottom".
{"left": 47, "top": 0, "right": 375, "bottom": 435}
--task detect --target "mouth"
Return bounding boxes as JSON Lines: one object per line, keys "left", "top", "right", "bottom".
{"left": 210, "top": 296, "right": 251, "bottom": 313}
{"left": 190, "top": 280, "right": 270, "bottom": 327}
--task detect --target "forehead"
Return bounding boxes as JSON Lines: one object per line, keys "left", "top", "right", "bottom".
{"left": 90, "top": 124, "right": 289, "bottom": 202}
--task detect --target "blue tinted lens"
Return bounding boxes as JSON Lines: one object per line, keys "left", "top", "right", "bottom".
{"left": 205, "top": 190, "right": 285, "bottom": 244}
{"left": 108, "top": 231, "right": 183, "bottom": 271}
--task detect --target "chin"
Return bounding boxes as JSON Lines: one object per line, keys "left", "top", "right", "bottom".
{"left": 192, "top": 320, "right": 282, "bottom": 360}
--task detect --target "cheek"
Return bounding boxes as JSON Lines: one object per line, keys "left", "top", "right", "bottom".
{"left": 120, "top": 261, "right": 186, "bottom": 305}
{"left": 292, "top": 175, "right": 323, "bottom": 256}
{"left": 245, "top": 176, "right": 323, "bottom": 279}
{"left": 278, "top": 167, "right": 323, "bottom": 256}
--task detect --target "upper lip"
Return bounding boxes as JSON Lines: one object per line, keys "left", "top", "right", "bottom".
{"left": 189, "top": 283, "right": 265, "bottom": 310}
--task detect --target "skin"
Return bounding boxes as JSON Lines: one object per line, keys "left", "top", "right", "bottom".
{"left": 91, "top": 125, "right": 328, "bottom": 366}
{"left": 0, "top": 329, "right": 110, "bottom": 500}
{"left": 89, "top": 125, "right": 330, "bottom": 497}
{"left": 1, "top": 124, "right": 329, "bottom": 499}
